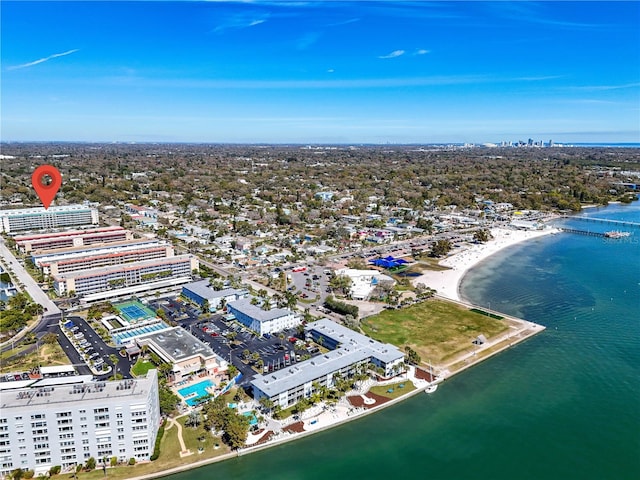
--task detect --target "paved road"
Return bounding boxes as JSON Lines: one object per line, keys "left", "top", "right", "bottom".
{"left": 0, "top": 237, "right": 61, "bottom": 320}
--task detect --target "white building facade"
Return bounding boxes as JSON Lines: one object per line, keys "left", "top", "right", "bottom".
{"left": 251, "top": 319, "right": 405, "bottom": 408}
{"left": 226, "top": 298, "right": 300, "bottom": 336}
{"left": 335, "top": 268, "right": 395, "bottom": 300}
{"left": 0, "top": 371, "right": 160, "bottom": 477}
{"left": 0, "top": 205, "right": 99, "bottom": 234}
{"left": 53, "top": 255, "right": 198, "bottom": 297}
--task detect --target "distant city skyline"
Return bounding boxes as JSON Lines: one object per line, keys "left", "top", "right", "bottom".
{"left": 2, "top": 1, "right": 639, "bottom": 144}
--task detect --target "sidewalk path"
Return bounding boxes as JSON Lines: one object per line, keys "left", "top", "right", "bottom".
{"left": 166, "top": 417, "right": 192, "bottom": 457}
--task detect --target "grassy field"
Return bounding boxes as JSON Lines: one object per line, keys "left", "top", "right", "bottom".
{"left": 361, "top": 299, "right": 509, "bottom": 365}
{"left": 369, "top": 381, "right": 416, "bottom": 399}
{"left": 0, "top": 342, "right": 70, "bottom": 373}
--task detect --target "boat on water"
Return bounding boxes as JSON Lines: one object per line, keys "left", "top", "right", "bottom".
{"left": 605, "top": 231, "right": 631, "bottom": 238}
{"left": 424, "top": 360, "right": 438, "bottom": 393}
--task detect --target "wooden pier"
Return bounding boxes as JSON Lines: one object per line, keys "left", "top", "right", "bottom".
{"left": 559, "top": 228, "right": 607, "bottom": 238}
{"left": 561, "top": 216, "right": 640, "bottom": 229}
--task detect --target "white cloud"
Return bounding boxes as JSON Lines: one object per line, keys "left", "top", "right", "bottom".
{"left": 212, "top": 13, "right": 269, "bottom": 33}
{"left": 415, "top": 49, "right": 430, "bottom": 55}
{"left": 569, "top": 82, "right": 640, "bottom": 91}
{"left": 378, "top": 50, "right": 405, "bottom": 59}
{"left": 8, "top": 49, "right": 79, "bottom": 70}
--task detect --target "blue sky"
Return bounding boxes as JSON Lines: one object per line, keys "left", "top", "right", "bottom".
{"left": 2, "top": 1, "right": 639, "bottom": 144}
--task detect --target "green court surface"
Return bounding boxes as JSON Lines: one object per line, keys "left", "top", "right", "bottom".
{"left": 114, "top": 300, "right": 157, "bottom": 323}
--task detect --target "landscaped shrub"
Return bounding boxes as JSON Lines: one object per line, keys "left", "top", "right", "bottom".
{"left": 48, "top": 466, "right": 61, "bottom": 476}
{"left": 150, "top": 423, "right": 165, "bottom": 461}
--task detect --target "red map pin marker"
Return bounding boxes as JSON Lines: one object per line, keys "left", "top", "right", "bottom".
{"left": 32, "top": 165, "right": 62, "bottom": 209}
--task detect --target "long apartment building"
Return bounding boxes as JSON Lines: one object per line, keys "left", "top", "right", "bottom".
{"left": 32, "top": 240, "right": 174, "bottom": 277}
{"left": 14, "top": 226, "right": 132, "bottom": 253}
{"left": 53, "top": 254, "right": 198, "bottom": 297}
{"left": 0, "top": 205, "right": 99, "bottom": 234}
{"left": 251, "top": 319, "right": 405, "bottom": 408}
{"left": 0, "top": 371, "right": 160, "bottom": 477}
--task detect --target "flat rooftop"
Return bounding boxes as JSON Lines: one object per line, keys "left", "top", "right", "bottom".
{"left": 33, "top": 240, "right": 166, "bottom": 264}
{"left": 307, "top": 318, "right": 404, "bottom": 363}
{"left": 252, "top": 344, "right": 372, "bottom": 397}
{"left": 1, "top": 371, "right": 157, "bottom": 411}
{"left": 139, "top": 327, "right": 224, "bottom": 364}
{"left": 251, "top": 319, "right": 404, "bottom": 397}
{"left": 14, "top": 226, "right": 124, "bottom": 242}
{"left": 183, "top": 280, "right": 246, "bottom": 301}
{"left": 227, "top": 297, "right": 294, "bottom": 322}
{"left": 54, "top": 254, "right": 193, "bottom": 280}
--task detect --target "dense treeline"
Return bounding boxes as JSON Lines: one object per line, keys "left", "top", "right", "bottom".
{"left": 1, "top": 144, "right": 637, "bottom": 216}
{"left": 324, "top": 295, "right": 359, "bottom": 318}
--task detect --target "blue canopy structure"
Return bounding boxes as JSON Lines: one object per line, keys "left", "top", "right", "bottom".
{"left": 369, "top": 256, "right": 408, "bottom": 269}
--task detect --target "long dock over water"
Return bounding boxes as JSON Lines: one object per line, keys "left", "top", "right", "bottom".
{"left": 561, "top": 215, "right": 640, "bottom": 229}
{"left": 560, "top": 228, "right": 608, "bottom": 238}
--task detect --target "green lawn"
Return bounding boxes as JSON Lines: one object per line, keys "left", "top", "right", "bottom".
{"left": 57, "top": 416, "right": 230, "bottom": 480}
{"left": 0, "top": 342, "right": 70, "bottom": 374}
{"left": 361, "top": 299, "right": 509, "bottom": 365}
{"left": 369, "top": 381, "right": 416, "bottom": 399}
{"left": 131, "top": 359, "right": 155, "bottom": 377}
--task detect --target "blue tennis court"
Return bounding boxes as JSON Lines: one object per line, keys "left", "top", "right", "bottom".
{"left": 115, "top": 300, "right": 157, "bottom": 323}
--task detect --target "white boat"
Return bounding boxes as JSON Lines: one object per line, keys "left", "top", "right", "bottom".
{"left": 425, "top": 384, "right": 438, "bottom": 394}
{"left": 605, "top": 231, "right": 631, "bottom": 238}
{"left": 425, "top": 360, "right": 438, "bottom": 393}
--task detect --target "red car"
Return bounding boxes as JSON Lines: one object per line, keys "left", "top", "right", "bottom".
{"left": 289, "top": 337, "right": 297, "bottom": 343}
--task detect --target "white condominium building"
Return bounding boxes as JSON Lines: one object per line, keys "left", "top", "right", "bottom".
{"left": 0, "top": 205, "right": 99, "bottom": 233}
{"left": 0, "top": 371, "right": 160, "bottom": 477}
{"left": 251, "top": 319, "right": 405, "bottom": 408}
{"left": 52, "top": 254, "right": 198, "bottom": 297}
{"left": 226, "top": 297, "right": 300, "bottom": 336}
{"left": 32, "top": 240, "right": 174, "bottom": 277}
{"left": 14, "top": 227, "right": 132, "bottom": 253}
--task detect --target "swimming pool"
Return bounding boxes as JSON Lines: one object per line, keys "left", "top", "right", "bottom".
{"left": 243, "top": 411, "right": 258, "bottom": 426}
{"left": 178, "top": 379, "right": 215, "bottom": 406}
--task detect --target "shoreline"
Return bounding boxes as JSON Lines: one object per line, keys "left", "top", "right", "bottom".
{"left": 124, "top": 229, "right": 558, "bottom": 480}
{"left": 411, "top": 227, "right": 560, "bottom": 301}
{"left": 125, "top": 310, "right": 546, "bottom": 480}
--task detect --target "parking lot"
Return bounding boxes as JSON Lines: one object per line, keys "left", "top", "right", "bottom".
{"left": 287, "top": 265, "right": 332, "bottom": 307}
{"left": 60, "top": 316, "right": 133, "bottom": 380}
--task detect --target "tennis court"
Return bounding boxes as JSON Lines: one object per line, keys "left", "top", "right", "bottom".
{"left": 114, "top": 300, "right": 157, "bottom": 323}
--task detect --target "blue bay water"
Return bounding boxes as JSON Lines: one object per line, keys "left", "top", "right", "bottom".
{"left": 168, "top": 201, "right": 640, "bottom": 480}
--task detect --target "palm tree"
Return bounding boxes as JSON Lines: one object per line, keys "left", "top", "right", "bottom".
{"left": 259, "top": 397, "right": 274, "bottom": 414}
{"left": 261, "top": 298, "right": 272, "bottom": 311}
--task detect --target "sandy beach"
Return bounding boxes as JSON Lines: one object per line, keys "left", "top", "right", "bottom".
{"left": 412, "top": 227, "right": 560, "bottom": 301}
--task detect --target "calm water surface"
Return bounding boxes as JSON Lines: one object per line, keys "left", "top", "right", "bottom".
{"left": 168, "top": 201, "right": 640, "bottom": 480}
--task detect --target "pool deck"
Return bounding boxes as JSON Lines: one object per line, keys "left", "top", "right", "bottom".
{"left": 172, "top": 372, "right": 227, "bottom": 407}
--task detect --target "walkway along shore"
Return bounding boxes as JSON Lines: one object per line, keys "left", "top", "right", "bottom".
{"left": 125, "top": 301, "right": 545, "bottom": 480}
